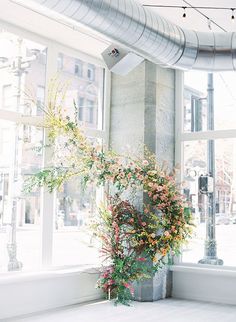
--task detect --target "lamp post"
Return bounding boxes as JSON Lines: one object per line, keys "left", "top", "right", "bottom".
{"left": 0, "top": 37, "right": 38, "bottom": 271}
{"left": 198, "top": 73, "right": 223, "bottom": 265}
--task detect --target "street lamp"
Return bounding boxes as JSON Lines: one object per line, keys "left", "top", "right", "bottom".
{"left": 0, "top": 36, "right": 39, "bottom": 271}
{"left": 198, "top": 73, "right": 223, "bottom": 265}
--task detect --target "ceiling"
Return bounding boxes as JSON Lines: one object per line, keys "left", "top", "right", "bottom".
{"left": 140, "top": 0, "right": 236, "bottom": 32}
{"left": 1, "top": 0, "right": 236, "bottom": 61}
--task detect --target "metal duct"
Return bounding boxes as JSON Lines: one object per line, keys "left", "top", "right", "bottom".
{"left": 30, "top": 0, "right": 236, "bottom": 71}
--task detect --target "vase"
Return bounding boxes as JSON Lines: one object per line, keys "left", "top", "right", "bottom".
{"left": 133, "top": 266, "right": 172, "bottom": 301}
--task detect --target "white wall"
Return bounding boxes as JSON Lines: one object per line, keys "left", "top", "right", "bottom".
{"left": 2, "top": 265, "right": 236, "bottom": 319}
{"left": 0, "top": 268, "right": 103, "bottom": 320}
{"left": 171, "top": 265, "right": 236, "bottom": 305}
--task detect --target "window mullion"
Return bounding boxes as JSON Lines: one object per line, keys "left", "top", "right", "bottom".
{"left": 40, "top": 43, "right": 58, "bottom": 268}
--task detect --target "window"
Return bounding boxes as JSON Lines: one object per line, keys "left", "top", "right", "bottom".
{"left": 74, "top": 60, "right": 83, "bottom": 77}
{"left": 0, "top": 28, "right": 108, "bottom": 274}
{"left": 0, "top": 30, "right": 45, "bottom": 272}
{"left": 36, "top": 85, "right": 45, "bottom": 116}
{"left": 78, "top": 97, "right": 84, "bottom": 121}
{"left": 87, "top": 99, "right": 95, "bottom": 124}
{"left": 180, "top": 71, "right": 236, "bottom": 267}
{"left": 87, "top": 64, "right": 95, "bottom": 81}
{"left": 0, "top": 120, "right": 43, "bottom": 272}
{"left": 57, "top": 53, "right": 104, "bottom": 130}
{"left": 53, "top": 179, "right": 101, "bottom": 267}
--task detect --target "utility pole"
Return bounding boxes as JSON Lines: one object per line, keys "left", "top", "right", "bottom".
{"left": 7, "top": 39, "right": 24, "bottom": 271}
{"left": 198, "top": 73, "right": 223, "bottom": 265}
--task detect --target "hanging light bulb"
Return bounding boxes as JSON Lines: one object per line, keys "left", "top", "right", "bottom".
{"left": 208, "top": 18, "right": 212, "bottom": 30}
{"left": 182, "top": 7, "right": 186, "bottom": 18}
{"left": 231, "top": 9, "right": 235, "bottom": 22}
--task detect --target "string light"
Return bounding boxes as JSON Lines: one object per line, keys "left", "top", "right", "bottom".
{"left": 143, "top": 0, "right": 236, "bottom": 32}
{"left": 231, "top": 8, "right": 235, "bottom": 22}
{"left": 208, "top": 18, "right": 212, "bottom": 30}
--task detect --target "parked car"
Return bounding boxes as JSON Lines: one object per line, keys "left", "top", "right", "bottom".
{"left": 215, "top": 213, "right": 231, "bottom": 225}
{"left": 230, "top": 215, "right": 236, "bottom": 224}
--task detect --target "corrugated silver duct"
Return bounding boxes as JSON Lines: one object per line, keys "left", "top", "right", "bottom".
{"left": 30, "top": 0, "right": 236, "bottom": 71}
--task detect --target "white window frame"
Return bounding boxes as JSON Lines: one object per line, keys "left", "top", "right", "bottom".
{"left": 175, "top": 70, "right": 236, "bottom": 268}
{"left": 0, "top": 20, "right": 111, "bottom": 272}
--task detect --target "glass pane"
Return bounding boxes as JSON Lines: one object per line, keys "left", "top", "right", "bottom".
{"left": 53, "top": 179, "right": 101, "bottom": 267}
{"left": 184, "top": 71, "right": 236, "bottom": 132}
{"left": 214, "top": 73, "right": 236, "bottom": 131}
{"left": 0, "top": 28, "right": 47, "bottom": 116}
{"left": 52, "top": 137, "right": 103, "bottom": 268}
{"left": 182, "top": 140, "right": 207, "bottom": 263}
{"left": 57, "top": 52, "right": 104, "bottom": 130}
{"left": 0, "top": 120, "right": 43, "bottom": 272}
{"left": 182, "top": 139, "right": 236, "bottom": 267}
{"left": 215, "top": 139, "right": 236, "bottom": 266}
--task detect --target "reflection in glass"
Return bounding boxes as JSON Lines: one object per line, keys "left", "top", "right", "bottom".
{"left": 184, "top": 71, "right": 236, "bottom": 132}
{"left": 57, "top": 52, "right": 104, "bottom": 130}
{"left": 182, "top": 139, "right": 236, "bottom": 266}
{"left": 0, "top": 29, "right": 47, "bottom": 116}
{"left": 0, "top": 120, "right": 43, "bottom": 272}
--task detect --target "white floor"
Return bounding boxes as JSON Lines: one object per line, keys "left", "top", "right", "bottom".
{"left": 4, "top": 299, "right": 236, "bottom": 322}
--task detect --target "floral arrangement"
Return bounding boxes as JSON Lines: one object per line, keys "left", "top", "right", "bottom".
{"left": 25, "top": 87, "right": 193, "bottom": 305}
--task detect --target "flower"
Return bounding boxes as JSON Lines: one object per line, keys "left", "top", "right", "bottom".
{"left": 142, "top": 160, "right": 149, "bottom": 166}
{"left": 164, "top": 231, "right": 170, "bottom": 237}
{"left": 136, "top": 257, "right": 146, "bottom": 262}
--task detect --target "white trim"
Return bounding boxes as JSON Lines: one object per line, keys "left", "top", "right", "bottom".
{"left": 103, "top": 69, "right": 111, "bottom": 146}
{"left": 0, "top": 110, "right": 43, "bottom": 126}
{"left": 171, "top": 264, "right": 236, "bottom": 277}
{"left": 181, "top": 129, "right": 236, "bottom": 141}
{"left": 0, "top": 18, "right": 106, "bottom": 66}
{"left": 0, "top": 266, "right": 100, "bottom": 285}
{"left": 39, "top": 43, "right": 58, "bottom": 268}
{"left": 51, "top": 42, "right": 106, "bottom": 69}
{"left": 175, "top": 70, "right": 184, "bottom": 177}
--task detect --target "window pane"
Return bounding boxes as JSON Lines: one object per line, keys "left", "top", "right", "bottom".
{"left": 182, "top": 140, "right": 207, "bottom": 263}
{"left": 184, "top": 71, "right": 236, "bottom": 132}
{"left": 53, "top": 179, "right": 101, "bottom": 267}
{"left": 52, "top": 137, "right": 102, "bottom": 268}
{"left": 215, "top": 139, "right": 236, "bottom": 266}
{"left": 0, "top": 29, "right": 47, "bottom": 116}
{"left": 0, "top": 120, "right": 43, "bottom": 272}
{"left": 57, "top": 52, "right": 104, "bottom": 130}
{"left": 182, "top": 139, "right": 236, "bottom": 266}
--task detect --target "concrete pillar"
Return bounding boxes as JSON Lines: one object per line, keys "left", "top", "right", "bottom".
{"left": 109, "top": 60, "right": 175, "bottom": 301}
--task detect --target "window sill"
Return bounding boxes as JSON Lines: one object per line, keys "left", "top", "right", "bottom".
{"left": 2, "top": 263, "right": 236, "bottom": 285}
{"left": 171, "top": 263, "right": 236, "bottom": 277}
{"left": 0, "top": 265, "right": 101, "bottom": 285}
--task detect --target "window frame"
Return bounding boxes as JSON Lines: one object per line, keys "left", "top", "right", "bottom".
{"left": 175, "top": 70, "right": 236, "bottom": 268}
{"left": 0, "top": 21, "right": 111, "bottom": 272}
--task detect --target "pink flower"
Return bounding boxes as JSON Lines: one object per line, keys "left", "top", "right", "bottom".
{"left": 138, "top": 175, "right": 144, "bottom": 181}
{"left": 108, "top": 205, "right": 113, "bottom": 211}
{"left": 142, "top": 160, "right": 149, "bottom": 166}
{"left": 123, "top": 283, "right": 134, "bottom": 294}
{"left": 141, "top": 222, "right": 147, "bottom": 226}
{"left": 137, "top": 257, "right": 146, "bottom": 262}
{"left": 164, "top": 231, "right": 170, "bottom": 237}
